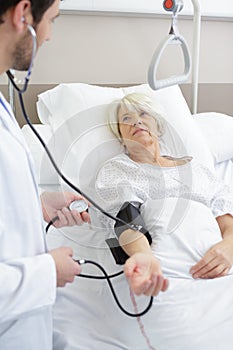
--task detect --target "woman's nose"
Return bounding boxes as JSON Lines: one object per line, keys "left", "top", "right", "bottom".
{"left": 132, "top": 118, "right": 142, "bottom": 127}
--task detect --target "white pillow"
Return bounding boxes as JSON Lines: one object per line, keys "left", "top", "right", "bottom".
{"left": 37, "top": 83, "right": 124, "bottom": 127}
{"left": 35, "top": 83, "right": 214, "bottom": 187}
{"left": 193, "top": 112, "right": 233, "bottom": 163}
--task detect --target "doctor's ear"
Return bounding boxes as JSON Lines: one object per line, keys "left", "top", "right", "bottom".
{"left": 12, "top": 0, "right": 31, "bottom": 31}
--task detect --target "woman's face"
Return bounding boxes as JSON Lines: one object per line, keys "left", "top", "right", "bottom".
{"left": 118, "top": 104, "right": 158, "bottom": 149}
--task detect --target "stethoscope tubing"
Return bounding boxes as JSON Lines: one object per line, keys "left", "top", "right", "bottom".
{"left": 6, "top": 23, "right": 154, "bottom": 317}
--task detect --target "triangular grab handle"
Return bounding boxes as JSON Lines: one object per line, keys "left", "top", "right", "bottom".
{"left": 148, "top": 34, "right": 191, "bottom": 90}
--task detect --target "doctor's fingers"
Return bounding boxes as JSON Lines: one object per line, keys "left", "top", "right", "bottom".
{"left": 62, "top": 207, "right": 90, "bottom": 225}
{"left": 57, "top": 258, "right": 81, "bottom": 287}
{"left": 58, "top": 207, "right": 84, "bottom": 226}
{"left": 49, "top": 247, "right": 81, "bottom": 287}
{"left": 81, "top": 211, "right": 91, "bottom": 223}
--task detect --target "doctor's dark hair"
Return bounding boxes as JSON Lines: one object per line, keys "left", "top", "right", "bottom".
{"left": 0, "top": 0, "right": 56, "bottom": 24}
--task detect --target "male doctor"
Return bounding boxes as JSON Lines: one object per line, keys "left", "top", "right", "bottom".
{"left": 0, "top": 1, "right": 90, "bottom": 349}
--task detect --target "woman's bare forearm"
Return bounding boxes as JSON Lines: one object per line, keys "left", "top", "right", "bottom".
{"left": 119, "top": 229, "right": 153, "bottom": 256}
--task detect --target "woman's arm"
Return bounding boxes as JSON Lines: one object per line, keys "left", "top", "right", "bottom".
{"left": 95, "top": 156, "right": 168, "bottom": 295}
{"left": 120, "top": 229, "right": 169, "bottom": 296}
{"left": 190, "top": 214, "right": 233, "bottom": 279}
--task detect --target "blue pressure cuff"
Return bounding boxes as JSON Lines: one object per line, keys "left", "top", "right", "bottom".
{"left": 105, "top": 202, "right": 152, "bottom": 265}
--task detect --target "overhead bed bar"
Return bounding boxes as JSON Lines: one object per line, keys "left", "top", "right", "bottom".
{"left": 148, "top": 0, "right": 201, "bottom": 114}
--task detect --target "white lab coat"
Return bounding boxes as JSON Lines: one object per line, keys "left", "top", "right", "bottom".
{"left": 0, "top": 93, "right": 56, "bottom": 349}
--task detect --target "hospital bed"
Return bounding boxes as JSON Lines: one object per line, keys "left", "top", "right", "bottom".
{"left": 20, "top": 1, "right": 233, "bottom": 349}
{"left": 21, "top": 82, "right": 233, "bottom": 350}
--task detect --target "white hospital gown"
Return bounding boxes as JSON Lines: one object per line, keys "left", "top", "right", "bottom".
{"left": 95, "top": 153, "right": 233, "bottom": 232}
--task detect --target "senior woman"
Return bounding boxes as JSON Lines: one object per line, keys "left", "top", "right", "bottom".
{"left": 49, "top": 93, "right": 233, "bottom": 350}
{"left": 95, "top": 92, "right": 233, "bottom": 298}
{"left": 93, "top": 93, "right": 233, "bottom": 349}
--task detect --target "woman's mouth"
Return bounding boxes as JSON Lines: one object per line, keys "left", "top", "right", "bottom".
{"left": 132, "top": 128, "right": 149, "bottom": 136}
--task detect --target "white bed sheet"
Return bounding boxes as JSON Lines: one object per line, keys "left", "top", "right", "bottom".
{"left": 44, "top": 165, "right": 233, "bottom": 350}
{"left": 46, "top": 197, "right": 233, "bottom": 350}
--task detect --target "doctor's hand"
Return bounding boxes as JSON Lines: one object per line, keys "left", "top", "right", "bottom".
{"left": 124, "top": 253, "right": 169, "bottom": 296}
{"left": 49, "top": 247, "right": 81, "bottom": 287}
{"left": 41, "top": 191, "right": 90, "bottom": 227}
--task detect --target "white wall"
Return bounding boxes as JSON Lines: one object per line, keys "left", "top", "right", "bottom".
{"left": 21, "top": 14, "right": 233, "bottom": 85}
{"left": 60, "top": 0, "right": 233, "bottom": 18}
{"left": 1, "top": 14, "right": 232, "bottom": 86}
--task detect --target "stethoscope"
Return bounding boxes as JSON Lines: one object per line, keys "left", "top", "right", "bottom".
{"left": 7, "top": 23, "right": 36, "bottom": 94}
{"left": 6, "top": 24, "right": 153, "bottom": 318}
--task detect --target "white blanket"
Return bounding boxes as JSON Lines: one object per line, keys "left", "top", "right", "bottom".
{"left": 47, "top": 198, "right": 233, "bottom": 350}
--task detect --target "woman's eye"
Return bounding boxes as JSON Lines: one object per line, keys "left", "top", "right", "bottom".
{"left": 122, "top": 116, "right": 131, "bottom": 123}
{"left": 140, "top": 111, "right": 147, "bottom": 117}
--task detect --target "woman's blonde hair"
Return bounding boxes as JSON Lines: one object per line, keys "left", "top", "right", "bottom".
{"left": 107, "top": 92, "right": 166, "bottom": 143}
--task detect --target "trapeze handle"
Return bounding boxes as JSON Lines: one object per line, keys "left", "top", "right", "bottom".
{"left": 148, "top": 33, "right": 191, "bottom": 90}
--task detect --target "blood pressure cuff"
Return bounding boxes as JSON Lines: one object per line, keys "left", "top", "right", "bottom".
{"left": 105, "top": 202, "right": 152, "bottom": 265}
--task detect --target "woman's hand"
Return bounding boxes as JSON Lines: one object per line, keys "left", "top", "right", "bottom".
{"left": 190, "top": 214, "right": 233, "bottom": 279}
{"left": 190, "top": 236, "right": 233, "bottom": 279}
{"left": 41, "top": 191, "right": 90, "bottom": 227}
{"left": 124, "top": 252, "right": 169, "bottom": 296}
